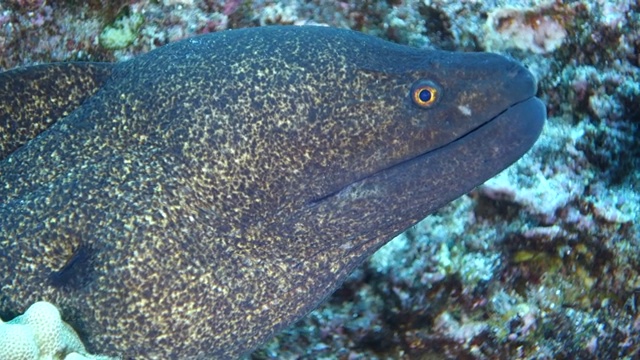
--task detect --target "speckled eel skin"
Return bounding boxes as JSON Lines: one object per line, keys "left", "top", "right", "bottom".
{"left": 0, "top": 26, "right": 545, "bottom": 358}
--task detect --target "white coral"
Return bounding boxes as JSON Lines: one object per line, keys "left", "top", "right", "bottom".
{"left": 0, "top": 301, "right": 117, "bottom": 360}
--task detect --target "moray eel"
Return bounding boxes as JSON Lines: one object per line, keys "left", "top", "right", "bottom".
{"left": 0, "top": 26, "right": 545, "bottom": 358}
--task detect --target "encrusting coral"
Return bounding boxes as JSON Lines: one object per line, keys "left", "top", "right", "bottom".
{"left": 0, "top": 301, "right": 116, "bottom": 360}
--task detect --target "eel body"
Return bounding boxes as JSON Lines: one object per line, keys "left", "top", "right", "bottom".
{"left": 0, "top": 26, "right": 545, "bottom": 358}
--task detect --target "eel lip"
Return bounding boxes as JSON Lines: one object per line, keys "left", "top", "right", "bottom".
{"left": 427, "top": 95, "right": 546, "bottom": 169}
{"left": 490, "top": 96, "right": 546, "bottom": 154}
{"left": 418, "top": 94, "right": 545, "bottom": 166}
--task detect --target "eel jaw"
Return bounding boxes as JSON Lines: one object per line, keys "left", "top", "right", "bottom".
{"left": 308, "top": 96, "right": 546, "bottom": 207}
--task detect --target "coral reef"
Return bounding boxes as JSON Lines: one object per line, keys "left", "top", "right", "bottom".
{"left": 483, "top": 4, "right": 568, "bottom": 54}
{"left": 0, "top": 0, "right": 638, "bottom": 359}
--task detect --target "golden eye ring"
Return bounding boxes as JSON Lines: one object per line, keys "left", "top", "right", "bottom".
{"left": 410, "top": 81, "right": 440, "bottom": 108}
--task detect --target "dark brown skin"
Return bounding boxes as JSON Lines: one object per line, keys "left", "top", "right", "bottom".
{"left": 0, "top": 26, "right": 545, "bottom": 358}
{"left": 0, "top": 62, "right": 113, "bottom": 159}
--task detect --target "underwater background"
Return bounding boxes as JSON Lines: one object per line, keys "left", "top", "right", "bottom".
{"left": 0, "top": 0, "right": 638, "bottom": 359}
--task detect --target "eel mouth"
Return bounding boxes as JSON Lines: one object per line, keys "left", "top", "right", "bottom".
{"left": 378, "top": 95, "right": 546, "bottom": 179}
{"left": 452, "top": 96, "right": 546, "bottom": 155}
{"left": 308, "top": 96, "right": 546, "bottom": 206}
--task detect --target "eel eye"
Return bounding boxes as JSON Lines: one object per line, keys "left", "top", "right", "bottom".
{"left": 410, "top": 81, "right": 440, "bottom": 108}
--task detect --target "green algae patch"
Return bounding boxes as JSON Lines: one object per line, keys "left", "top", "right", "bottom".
{"left": 99, "top": 9, "right": 144, "bottom": 50}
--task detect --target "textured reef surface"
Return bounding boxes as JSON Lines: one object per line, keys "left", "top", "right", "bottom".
{"left": 1, "top": 0, "right": 638, "bottom": 359}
